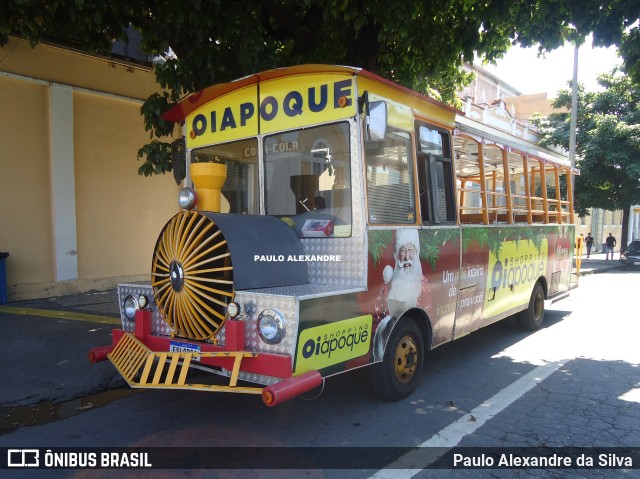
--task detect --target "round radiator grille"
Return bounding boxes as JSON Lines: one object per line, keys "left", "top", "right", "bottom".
{"left": 151, "top": 211, "right": 233, "bottom": 340}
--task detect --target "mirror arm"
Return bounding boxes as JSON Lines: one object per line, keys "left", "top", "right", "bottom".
{"left": 359, "top": 91, "right": 372, "bottom": 142}
{"left": 358, "top": 90, "right": 369, "bottom": 114}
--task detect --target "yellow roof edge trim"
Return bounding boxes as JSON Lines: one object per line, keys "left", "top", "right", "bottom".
{"left": 163, "top": 64, "right": 461, "bottom": 123}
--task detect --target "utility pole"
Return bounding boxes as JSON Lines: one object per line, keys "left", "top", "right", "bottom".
{"left": 568, "top": 43, "right": 579, "bottom": 189}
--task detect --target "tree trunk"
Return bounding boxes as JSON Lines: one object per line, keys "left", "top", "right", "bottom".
{"left": 621, "top": 207, "right": 630, "bottom": 252}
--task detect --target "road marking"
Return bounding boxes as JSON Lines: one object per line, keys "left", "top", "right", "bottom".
{"left": 0, "top": 305, "right": 120, "bottom": 325}
{"left": 369, "top": 359, "right": 567, "bottom": 478}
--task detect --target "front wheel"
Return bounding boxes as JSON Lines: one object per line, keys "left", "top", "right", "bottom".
{"left": 370, "top": 319, "right": 424, "bottom": 401}
{"left": 519, "top": 282, "right": 545, "bottom": 331}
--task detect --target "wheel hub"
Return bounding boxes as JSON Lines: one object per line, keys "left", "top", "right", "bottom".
{"left": 395, "top": 335, "right": 418, "bottom": 383}
{"left": 169, "top": 260, "right": 185, "bottom": 292}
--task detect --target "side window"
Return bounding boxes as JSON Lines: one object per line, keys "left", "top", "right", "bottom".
{"left": 455, "top": 135, "right": 484, "bottom": 224}
{"left": 416, "top": 124, "right": 456, "bottom": 223}
{"left": 365, "top": 130, "right": 416, "bottom": 224}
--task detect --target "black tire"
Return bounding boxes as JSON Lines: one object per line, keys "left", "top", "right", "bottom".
{"left": 518, "top": 282, "right": 545, "bottom": 331}
{"left": 370, "top": 319, "right": 424, "bottom": 401}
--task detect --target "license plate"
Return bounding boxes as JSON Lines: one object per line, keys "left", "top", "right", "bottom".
{"left": 634, "top": 261, "right": 640, "bottom": 266}
{"left": 169, "top": 340, "right": 201, "bottom": 354}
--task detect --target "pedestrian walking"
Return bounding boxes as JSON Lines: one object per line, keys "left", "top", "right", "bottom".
{"left": 585, "top": 232, "right": 594, "bottom": 258}
{"left": 605, "top": 233, "right": 617, "bottom": 260}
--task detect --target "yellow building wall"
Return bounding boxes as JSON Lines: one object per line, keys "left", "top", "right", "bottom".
{"left": 0, "top": 37, "right": 179, "bottom": 300}
{"left": 74, "top": 92, "right": 178, "bottom": 282}
{"left": 0, "top": 76, "right": 55, "bottom": 285}
{"left": 0, "top": 38, "right": 158, "bottom": 101}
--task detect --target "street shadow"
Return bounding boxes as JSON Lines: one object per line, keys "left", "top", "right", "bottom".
{"left": 455, "top": 356, "right": 640, "bottom": 447}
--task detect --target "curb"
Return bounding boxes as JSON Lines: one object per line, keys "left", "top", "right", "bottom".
{"left": 0, "top": 304, "right": 120, "bottom": 324}
{"left": 573, "top": 264, "right": 622, "bottom": 277}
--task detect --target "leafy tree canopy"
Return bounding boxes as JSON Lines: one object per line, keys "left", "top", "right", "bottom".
{"left": 533, "top": 71, "right": 640, "bottom": 248}
{"left": 2, "top": 0, "right": 640, "bottom": 179}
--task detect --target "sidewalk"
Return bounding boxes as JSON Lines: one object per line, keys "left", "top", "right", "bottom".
{"left": 572, "top": 250, "right": 623, "bottom": 276}
{"left": 6, "top": 288, "right": 121, "bottom": 318}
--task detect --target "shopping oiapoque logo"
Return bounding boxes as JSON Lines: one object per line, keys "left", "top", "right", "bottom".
{"left": 295, "top": 315, "right": 372, "bottom": 374}
{"left": 7, "top": 449, "right": 40, "bottom": 467}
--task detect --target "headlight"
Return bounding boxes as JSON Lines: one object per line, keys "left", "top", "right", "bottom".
{"left": 257, "top": 309, "right": 285, "bottom": 344}
{"left": 227, "top": 301, "right": 240, "bottom": 318}
{"left": 137, "top": 294, "right": 149, "bottom": 309}
{"left": 178, "top": 187, "right": 197, "bottom": 210}
{"left": 123, "top": 295, "right": 137, "bottom": 321}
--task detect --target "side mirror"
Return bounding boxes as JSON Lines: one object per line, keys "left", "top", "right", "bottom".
{"left": 360, "top": 91, "right": 387, "bottom": 143}
{"left": 367, "top": 101, "right": 387, "bottom": 143}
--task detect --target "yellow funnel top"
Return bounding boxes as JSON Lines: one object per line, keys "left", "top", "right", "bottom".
{"left": 191, "top": 163, "right": 227, "bottom": 212}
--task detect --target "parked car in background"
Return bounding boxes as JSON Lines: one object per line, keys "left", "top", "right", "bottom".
{"left": 620, "top": 241, "right": 640, "bottom": 270}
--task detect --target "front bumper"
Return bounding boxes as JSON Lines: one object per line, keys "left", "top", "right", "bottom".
{"left": 89, "top": 309, "right": 322, "bottom": 406}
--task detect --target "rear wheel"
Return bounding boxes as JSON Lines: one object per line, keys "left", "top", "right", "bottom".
{"left": 370, "top": 319, "right": 424, "bottom": 401}
{"left": 519, "top": 282, "right": 545, "bottom": 331}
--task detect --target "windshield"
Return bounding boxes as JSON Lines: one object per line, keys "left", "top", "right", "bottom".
{"left": 264, "top": 122, "right": 352, "bottom": 238}
{"left": 191, "top": 138, "right": 259, "bottom": 214}
{"left": 627, "top": 241, "right": 640, "bottom": 254}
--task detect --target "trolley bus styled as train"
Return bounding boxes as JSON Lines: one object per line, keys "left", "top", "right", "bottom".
{"left": 89, "top": 65, "right": 577, "bottom": 406}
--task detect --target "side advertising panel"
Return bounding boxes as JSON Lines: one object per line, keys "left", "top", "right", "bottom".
{"left": 294, "top": 314, "right": 372, "bottom": 375}
{"left": 293, "top": 225, "right": 574, "bottom": 377}
{"left": 358, "top": 228, "right": 461, "bottom": 349}
{"left": 468, "top": 224, "right": 574, "bottom": 324}
{"left": 483, "top": 235, "right": 548, "bottom": 320}
{"left": 455, "top": 228, "right": 491, "bottom": 338}
{"left": 294, "top": 294, "right": 370, "bottom": 376}
{"left": 294, "top": 227, "right": 462, "bottom": 377}
{"left": 547, "top": 224, "right": 575, "bottom": 295}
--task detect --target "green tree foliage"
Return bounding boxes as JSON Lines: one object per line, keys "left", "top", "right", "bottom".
{"left": 0, "top": 1, "right": 142, "bottom": 52}
{"left": 533, "top": 71, "right": 640, "bottom": 250}
{"left": 2, "top": 1, "right": 639, "bottom": 179}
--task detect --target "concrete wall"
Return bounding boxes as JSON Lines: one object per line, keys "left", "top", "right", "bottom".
{"left": 0, "top": 37, "right": 179, "bottom": 300}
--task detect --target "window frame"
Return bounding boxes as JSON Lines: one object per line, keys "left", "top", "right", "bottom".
{"left": 364, "top": 127, "right": 418, "bottom": 226}
{"left": 415, "top": 122, "right": 456, "bottom": 225}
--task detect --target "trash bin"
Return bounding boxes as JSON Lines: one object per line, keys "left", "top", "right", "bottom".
{"left": 0, "top": 252, "right": 8, "bottom": 305}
